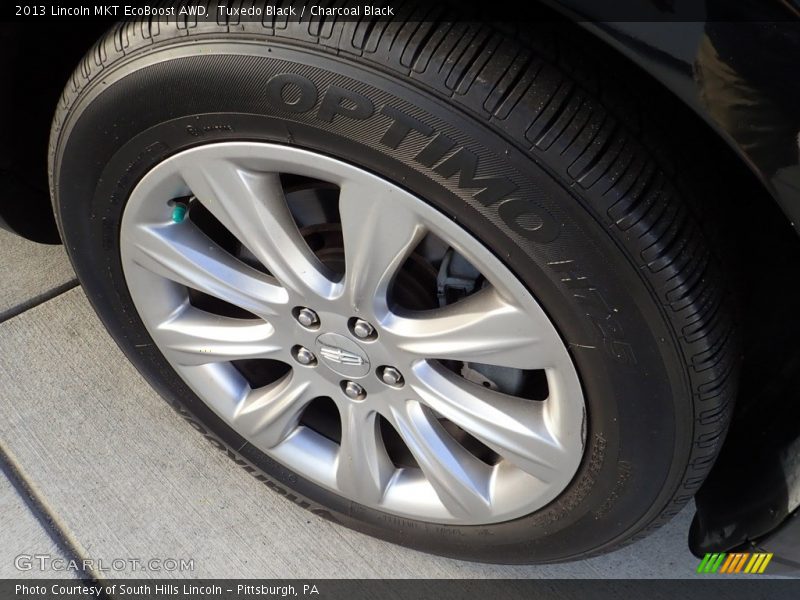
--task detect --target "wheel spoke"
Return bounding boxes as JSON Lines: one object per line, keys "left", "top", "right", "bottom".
{"left": 125, "top": 221, "right": 287, "bottom": 318}
{"left": 179, "top": 160, "right": 337, "bottom": 300}
{"left": 410, "top": 361, "right": 567, "bottom": 483}
{"left": 388, "top": 401, "right": 491, "bottom": 519}
{"left": 233, "top": 372, "right": 315, "bottom": 449}
{"left": 335, "top": 404, "right": 394, "bottom": 504}
{"left": 338, "top": 180, "right": 427, "bottom": 311}
{"left": 152, "top": 305, "right": 281, "bottom": 366}
{"left": 386, "top": 286, "right": 549, "bottom": 369}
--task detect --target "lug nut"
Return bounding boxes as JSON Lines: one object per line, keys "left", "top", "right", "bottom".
{"left": 380, "top": 366, "right": 404, "bottom": 387}
{"left": 342, "top": 380, "right": 366, "bottom": 400}
{"left": 352, "top": 318, "right": 375, "bottom": 339}
{"left": 296, "top": 307, "right": 319, "bottom": 328}
{"left": 293, "top": 346, "right": 317, "bottom": 366}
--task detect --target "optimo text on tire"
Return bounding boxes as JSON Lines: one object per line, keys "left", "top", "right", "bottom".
{"left": 50, "top": 7, "right": 739, "bottom": 563}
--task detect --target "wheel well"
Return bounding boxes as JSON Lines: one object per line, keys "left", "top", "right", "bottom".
{"left": 560, "top": 17, "right": 800, "bottom": 527}
{"left": 0, "top": 22, "right": 110, "bottom": 243}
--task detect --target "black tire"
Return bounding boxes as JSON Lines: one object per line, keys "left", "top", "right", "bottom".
{"left": 49, "top": 6, "right": 739, "bottom": 563}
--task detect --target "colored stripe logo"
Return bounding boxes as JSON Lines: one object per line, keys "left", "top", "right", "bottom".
{"left": 696, "top": 552, "right": 773, "bottom": 574}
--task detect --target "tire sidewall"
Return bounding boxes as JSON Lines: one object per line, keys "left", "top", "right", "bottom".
{"left": 53, "top": 40, "right": 691, "bottom": 562}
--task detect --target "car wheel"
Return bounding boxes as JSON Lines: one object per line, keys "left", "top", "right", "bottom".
{"left": 49, "top": 9, "right": 738, "bottom": 563}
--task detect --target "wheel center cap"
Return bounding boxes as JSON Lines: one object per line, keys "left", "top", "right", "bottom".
{"left": 315, "top": 332, "right": 371, "bottom": 378}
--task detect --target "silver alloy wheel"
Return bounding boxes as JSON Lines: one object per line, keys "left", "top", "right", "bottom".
{"left": 119, "top": 142, "right": 586, "bottom": 524}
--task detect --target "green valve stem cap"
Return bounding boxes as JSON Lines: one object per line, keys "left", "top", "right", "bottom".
{"left": 171, "top": 204, "right": 188, "bottom": 223}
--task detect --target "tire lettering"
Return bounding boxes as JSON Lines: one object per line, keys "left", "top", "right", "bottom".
{"left": 498, "top": 198, "right": 559, "bottom": 243}
{"left": 548, "top": 260, "right": 636, "bottom": 365}
{"left": 377, "top": 103, "right": 554, "bottom": 242}
{"left": 433, "top": 146, "right": 518, "bottom": 207}
{"left": 260, "top": 72, "right": 560, "bottom": 244}
{"left": 265, "top": 73, "right": 318, "bottom": 113}
{"left": 318, "top": 85, "right": 374, "bottom": 123}
{"left": 379, "top": 105, "right": 434, "bottom": 148}
{"left": 416, "top": 133, "right": 457, "bottom": 167}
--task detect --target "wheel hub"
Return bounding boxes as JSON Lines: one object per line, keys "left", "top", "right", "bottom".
{"left": 315, "top": 332, "right": 371, "bottom": 378}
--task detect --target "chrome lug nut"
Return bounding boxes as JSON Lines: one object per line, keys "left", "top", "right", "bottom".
{"left": 381, "top": 366, "right": 404, "bottom": 387}
{"left": 293, "top": 346, "right": 317, "bottom": 366}
{"left": 342, "top": 380, "right": 366, "bottom": 400}
{"left": 296, "top": 307, "right": 319, "bottom": 328}
{"left": 352, "top": 318, "right": 375, "bottom": 339}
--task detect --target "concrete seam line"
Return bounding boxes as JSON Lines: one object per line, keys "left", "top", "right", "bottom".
{"left": 0, "top": 279, "right": 80, "bottom": 324}
{"left": 0, "top": 441, "right": 107, "bottom": 589}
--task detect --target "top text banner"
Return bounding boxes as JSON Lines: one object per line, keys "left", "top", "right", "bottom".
{"left": 6, "top": 1, "right": 800, "bottom": 23}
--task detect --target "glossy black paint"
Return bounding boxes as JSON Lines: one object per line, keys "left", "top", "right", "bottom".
{"left": 560, "top": 1, "right": 800, "bottom": 236}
